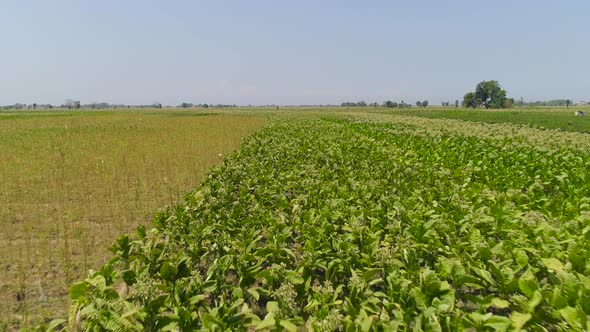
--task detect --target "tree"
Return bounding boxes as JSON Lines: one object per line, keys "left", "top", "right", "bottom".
{"left": 455, "top": 100, "right": 459, "bottom": 108}
{"left": 473, "top": 80, "right": 508, "bottom": 109}
{"left": 416, "top": 101, "right": 422, "bottom": 107}
{"left": 462, "top": 92, "right": 478, "bottom": 108}
{"left": 203, "top": 104, "right": 209, "bottom": 108}
{"left": 566, "top": 99, "right": 571, "bottom": 108}
{"left": 422, "top": 100, "right": 428, "bottom": 107}
{"left": 462, "top": 80, "right": 510, "bottom": 109}
{"left": 384, "top": 101, "right": 398, "bottom": 108}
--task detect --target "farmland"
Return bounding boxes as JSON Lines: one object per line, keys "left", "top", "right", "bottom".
{"left": 38, "top": 108, "right": 590, "bottom": 331}
{"left": 0, "top": 110, "right": 266, "bottom": 329}
{"left": 384, "top": 108, "right": 590, "bottom": 133}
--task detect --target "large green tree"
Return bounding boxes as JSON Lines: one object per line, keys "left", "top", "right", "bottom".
{"left": 462, "top": 92, "right": 478, "bottom": 108}
{"left": 463, "top": 80, "right": 510, "bottom": 109}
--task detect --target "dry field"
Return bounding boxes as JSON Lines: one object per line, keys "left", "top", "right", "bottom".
{"left": 0, "top": 110, "right": 265, "bottom": 329}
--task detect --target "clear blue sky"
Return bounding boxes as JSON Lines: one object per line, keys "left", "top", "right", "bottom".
{"left": 1, "top": 0, "right": 588, "bottom": 106}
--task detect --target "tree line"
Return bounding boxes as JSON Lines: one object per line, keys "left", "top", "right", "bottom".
{"left": 179, "top": 103, "right": 237, "bottom": 108}
{"left": 0, "top": 101, "right": 163, "bottom": 110}
{"left": 514, "top": 99, "right": 573, "bottom": 107}
{"left": 341, "top": 100, "right": 429, "bottom": 108}
{"left": 1, "top": 82, "right": 576, "bottom": 110}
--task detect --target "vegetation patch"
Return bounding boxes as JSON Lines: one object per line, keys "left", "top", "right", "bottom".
{"left": 57, "top": 116, "right": 590, "bottom": 331}
{"left": 387, "top": 109, "right": 590, "bottom": 133}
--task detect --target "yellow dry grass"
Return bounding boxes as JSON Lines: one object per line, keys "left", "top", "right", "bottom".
{"left": 0, "top": 110, "right": 266, "bottom": 329}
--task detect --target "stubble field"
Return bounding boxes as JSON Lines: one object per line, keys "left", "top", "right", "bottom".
{"left": 0, "top": 110, "right": 265, "bottom": 329}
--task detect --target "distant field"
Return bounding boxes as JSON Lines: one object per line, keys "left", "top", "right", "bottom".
{"left": 0, "top": 110, "right": 265, "bottom": 329}
{"left": 384, "top": 107, "right": 590, "bottom": 133}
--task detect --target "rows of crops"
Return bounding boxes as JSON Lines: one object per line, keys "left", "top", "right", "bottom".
{"left": 55, "top": 116, "right": 589, "bottom": 331}
{"left": 383, "top": 108, "right": 590, "bottom": 133}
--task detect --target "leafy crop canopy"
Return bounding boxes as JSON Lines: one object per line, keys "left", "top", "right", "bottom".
{"left": 58, "top": 116, "right": 590, "bottom": 331}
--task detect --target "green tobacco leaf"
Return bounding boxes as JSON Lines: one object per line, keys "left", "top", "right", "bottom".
{"left": 121, "top": 269, "right": 136, "bottom": 285}
{"left": 156, "top": 315, "right": 180, "bottom": 331}
{"left": 86, "top": 275, "right": 107, "bottom": 291}
{"left": 45, "top": 318, "right": 67, "bottom": 332}
{"left": 69, "top": 282, "right": 88, "bottom": 301}
{"left": 160, "top": 261, "right": 178, "bottom": 282}
{"left": 359, "top": 309, "right": 373, "bottom": 332}
{"left": 509, "top": 312, "right": 531, "bottom": 331}
{"left": 512, "top": 249, "right": 529, "bottom": 267}
{"left": 541, "top": 258, "right": 565, "bottom": 275}
{"left": 518, "top": 270, "right": 539, "bottom": 298}
{"left": 527, "top": 290, "right": 543, "bottom": 312}
{"left": 285, "top": 271, "right": 304, "bottom": 285}
{"left": 491, "top": 298, "right": 510, "bottom": 309}
{"left": 559, "top": 306, "right": 582, "bottom": 329}
{"left": 423, "top": 270, "right": 442, "bottom": 294}
{"left": 256, "top": 312, "right": 276, "bottom": 330}
{"left": 279, "top": 320, "right": 298, "bottom": 332}
{"left": 266, "top": 301, "right": 279, "bottom": 314}
{"left": 484, "top": 315, "right": 511, "bottom": 331}
{"left": 247, "top": 288, "right": 260, "bottom": 301}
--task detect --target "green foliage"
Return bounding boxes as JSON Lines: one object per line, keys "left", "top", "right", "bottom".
{"left": 386, "top": 108, "right": 590, "bottom": 133}
{"left": 384, "top": 101, "right": 398, "bottom": 108}
{"left": 463, "top": 80, "right": 510, "bottom": 109}
{"left": 416, "top": 100, "right": 429, "bottom": 108}
{"left": 341, "top": 101, "right": 368, "bottom": 107}
{"left": 463, "top": 92, "right": 478, "bottom": 108}
{"left": 516, "top": 99, "right": 576, "bottom": 107}
{"left": 56, "top": 117, "right": 590, "bottom": 331}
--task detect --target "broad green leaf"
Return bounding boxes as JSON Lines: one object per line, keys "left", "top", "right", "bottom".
{"left": 285, "top": 271, "right": 304, "bottom": 285}
{"left": 491, "top": 298, "right": 510, "bottom": 309}
{"left": 509, "top": 312, "right": 531, "bottom": 331}
{"left": 484, "top": 315, "right": 511, "bottom": 331}
{"left": 541, "top": 258, "right": 565, "bottom": 275}
{"left": 279, "top": 320, "right": 298, "bottom": 332}
{"left": 423, "top": 270, "right": 442, "bottom": 294}
{"left": 559, "top": 306, "right": 582, "bottom": 329}
{"left": 518, "top": 271, "right": 539, "bottom": 298}
{"left": 160, "top": 261, "right": 178, "bottom": 282}
{"left": 69, "top": 282, "right": 87, "bottom": 301}
{"left": 247, "top": 288, "right": 260, "bottom": 301}
{"left": 121, "top": 269, "right": 136, "bottom": 286}
{"left": 86, "top": 275, "right": 106, "bottom": 291}
{"left": 527, "top": 290, "right": 543, "bottom": 312}
{"left": 45, "top": 318, "right": 66, "bottom": 332}
{"left": 266, "top": 301, "right": 279, "bottom": 314}
{"left": 256, "top": 312, "right": 276, "bottom": 330}
{"left": 512, "top": 249, "right": 529, "bottom": 267}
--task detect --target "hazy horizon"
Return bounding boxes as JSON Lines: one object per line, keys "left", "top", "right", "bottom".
{"left": 1, "top": 1, "right": 589, "bottom": 106}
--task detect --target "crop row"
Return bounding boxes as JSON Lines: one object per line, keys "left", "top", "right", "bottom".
{"left": 52, "top": 117, "right": 590, "bottom": 331}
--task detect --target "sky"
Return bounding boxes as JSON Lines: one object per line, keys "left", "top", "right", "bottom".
{"left": 1, "top": 1, "right": 589, "bottom": 106}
